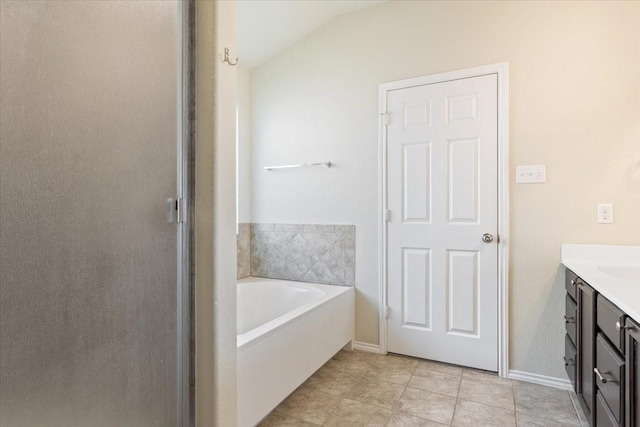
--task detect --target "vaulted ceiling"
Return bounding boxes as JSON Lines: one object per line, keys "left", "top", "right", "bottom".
{"left": 236, "top": 0, "right": 387, "bottom": 69}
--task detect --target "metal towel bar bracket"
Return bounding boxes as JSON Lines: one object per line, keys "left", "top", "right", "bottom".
{"left": 264, "top": 162, "right": 332, "bottom": 171}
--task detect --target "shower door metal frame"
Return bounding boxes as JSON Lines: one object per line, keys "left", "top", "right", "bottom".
{"left": 177, "top": 1, "right": 193, "bottom": 426}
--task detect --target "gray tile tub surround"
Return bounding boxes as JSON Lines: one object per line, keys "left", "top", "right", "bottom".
{"left": 237, "top": 223, "right": 250, "bottom": 279}
{"left": 250, "top": 224, "right": 355, "bottom": 286}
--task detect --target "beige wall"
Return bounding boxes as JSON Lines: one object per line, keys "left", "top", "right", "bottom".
{"left": 237, "top": 64, "right": 252, "bottom": 223}
{"left": 195, "top": 1, "right": 237, "bottom": 425}
{"left": 249, "top": 0, "right": 640, "bottom": 379}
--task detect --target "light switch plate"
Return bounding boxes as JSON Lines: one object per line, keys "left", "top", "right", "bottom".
{"left": 516, "top": 165, "right": 547, "bottom": 184}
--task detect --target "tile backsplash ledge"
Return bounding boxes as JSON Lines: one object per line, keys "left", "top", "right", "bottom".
{"left": 236, "top": 223, "right": 355, "bottom": 286}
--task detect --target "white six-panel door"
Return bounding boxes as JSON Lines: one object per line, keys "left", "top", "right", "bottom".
{"left": 386, "top": 74, "right": 498, "bottom": 371}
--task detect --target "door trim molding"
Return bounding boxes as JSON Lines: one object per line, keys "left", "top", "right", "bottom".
{"left": 377, "top": 62, "right": 510, "bottom": 376}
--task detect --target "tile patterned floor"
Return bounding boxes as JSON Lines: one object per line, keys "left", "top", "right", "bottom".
{"left": 258, "top": 350, "right": 587, "bottom": 427}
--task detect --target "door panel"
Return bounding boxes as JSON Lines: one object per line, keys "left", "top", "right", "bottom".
{"left": 448, "top": 138, "right": 479, "bottom": 223}
{"left": 447, "top": 94, "right": 478, "bottom": 123}
{"left": 0, "top": 2, "right": 183, "bottom": 426}
{"left": 447, "top": 250, "right": 479, "bottom": 336}
{"left": 402, "top": 248, "right": 432, "bottom": 329}
{"left": 386, "top": 74, "right": 498, "bottom": 371}
{"left": 403, "top": 143, "right": 432, "bottom": 222}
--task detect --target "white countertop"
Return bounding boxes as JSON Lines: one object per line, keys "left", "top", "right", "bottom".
{"left": 562, "top": 244, "right": 640, "bottom": 323}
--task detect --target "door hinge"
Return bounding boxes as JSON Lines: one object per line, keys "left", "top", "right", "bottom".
{"left": 385, "top": 306, "right": 390, "bottom": 319}
{"left": 384, "top": 209, "right": 391, "bottom": 222}
{"left": 382, "top": 112, "right": 389, "bottom": 126}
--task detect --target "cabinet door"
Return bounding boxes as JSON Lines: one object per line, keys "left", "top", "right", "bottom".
{"left": 597, "top": 391, "right": 621, "bottom": 427}
{"left": 566, "top": 334, "right": 577, "bottom": 390}
{"left": 567, "top": 294, "right": 578, "bottom": 346}
{"left": 596, "top": 333, "right": 625, "bottom": 425}
{"left": 626, "top": 318, "right": 640, "bottom": 427}
{"left": 578, "top": 281, "right": 596, "bottom": 424}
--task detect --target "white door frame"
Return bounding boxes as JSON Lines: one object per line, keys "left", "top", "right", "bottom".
{"left": 378, "top": 62, "right": 510, "bottom": 377}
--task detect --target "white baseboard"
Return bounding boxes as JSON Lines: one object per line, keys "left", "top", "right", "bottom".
{"left": 508, "top": 369, "right": 572, "bottom": 390}
{"left": 349, "top": 346, "right": 571, "bottom": 392}
{"left": 353, "top": 341, "right": 382, "bottom": 353}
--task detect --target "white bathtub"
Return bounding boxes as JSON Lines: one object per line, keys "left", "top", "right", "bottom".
{"left": 237, "top": 277, "right": 355, "bottom": 427}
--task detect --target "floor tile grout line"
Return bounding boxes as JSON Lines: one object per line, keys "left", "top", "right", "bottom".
{"left": 265, "top": 350, "right": 581, "bottom": 427}
{"left": 319, "top": 395, "right": 343, "bottom": 426}
{"left": 450, "top": 398, "right": 459, "bottom": 427}
{"left": 271, "top": 408, "right": 322, "bottom": 426}
{"left": 450, "top": 365, "right": 462, "bottom": 426}
{"left": 510, "top": 375, "right": 516, "bottom": 418}
{"left": 341, "top": 363, "right": 369, "bottom": 400}
{"left": 328, "top": 355, "right": 403, "bottom": 425}
{"left": 455, "top": 397, "right": 517, "bottom": 413}
{"left": 394, "top": 385, "right": 409, "bottom": 419}
{"left": 457, "top": 374, "right": 517, "bottom": 409}
{"left": 512, "top": 383, "right": 582, "bottom": 425}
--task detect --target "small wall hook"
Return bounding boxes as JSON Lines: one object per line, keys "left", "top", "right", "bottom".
{"left": 224, "top": 47, "right": 238, "bottom": 66}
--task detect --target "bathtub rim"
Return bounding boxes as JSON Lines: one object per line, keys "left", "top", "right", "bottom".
{"left": 237, "top": 277, "right": 352, "bottom": 351}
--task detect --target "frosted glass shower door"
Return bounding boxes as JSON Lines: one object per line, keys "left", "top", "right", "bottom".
{"left": 0, "top": 1, "right": 187, "bottom": 426}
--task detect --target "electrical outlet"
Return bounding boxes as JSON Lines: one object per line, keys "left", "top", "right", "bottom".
{"left": 597, "top": 204, "right": 613, "bottom": 224}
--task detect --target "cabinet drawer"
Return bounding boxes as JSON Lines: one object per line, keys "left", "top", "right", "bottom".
{"left": 564, "top": 334, "right": 576, "bottom": 389}
{"left": 595, "top": 333, "right": 625, "bottom": 425}
{"left": 597, "top": 294, "right": 626, "bottom": 353}
{"left": 565, "top": 269, "right": 578, "bottom": 301}
{"left": 565, "top": 294, "right": 577, "bottom": 345}
{"left": 596, "top": 391, "right": 619, "bottom": 427}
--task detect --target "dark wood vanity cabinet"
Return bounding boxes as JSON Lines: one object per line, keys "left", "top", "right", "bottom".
{"left": 595, "top": 294, "right": 627, "bottom": 426}
{"left": 565, "top": 270, "right": 579, "bottom": 390}
{"left": 627, "top": 318, "right": 640, "bottom": 427}
{"left": 565, "top": 268, "right": 637, "bottom": 426}
{"left": 577, "top": 279, "right": 596, "bottom": 423}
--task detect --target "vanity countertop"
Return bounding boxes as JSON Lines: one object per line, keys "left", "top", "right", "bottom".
{"left": 562, "top": 244, "right": 640, "bottom": 323}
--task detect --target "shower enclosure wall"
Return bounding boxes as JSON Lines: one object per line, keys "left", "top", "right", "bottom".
{"left": 0, "top": 2, "right": 190, "bottom": 426}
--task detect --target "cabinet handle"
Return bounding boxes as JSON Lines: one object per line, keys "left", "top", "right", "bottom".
{"left": 615, "top": 321, "right": 630, "bottom": 331}
{"left": 594, "top": 368, "right": 615, "bottom": 384}
{"left": 563, "top": 356, "right": 574, "bottom": 366}
{"left": 570, "top": 279, "right": 575, "bottom": 285}
{"left": 564, "top": 315, "right": 576, "bottom": 324}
